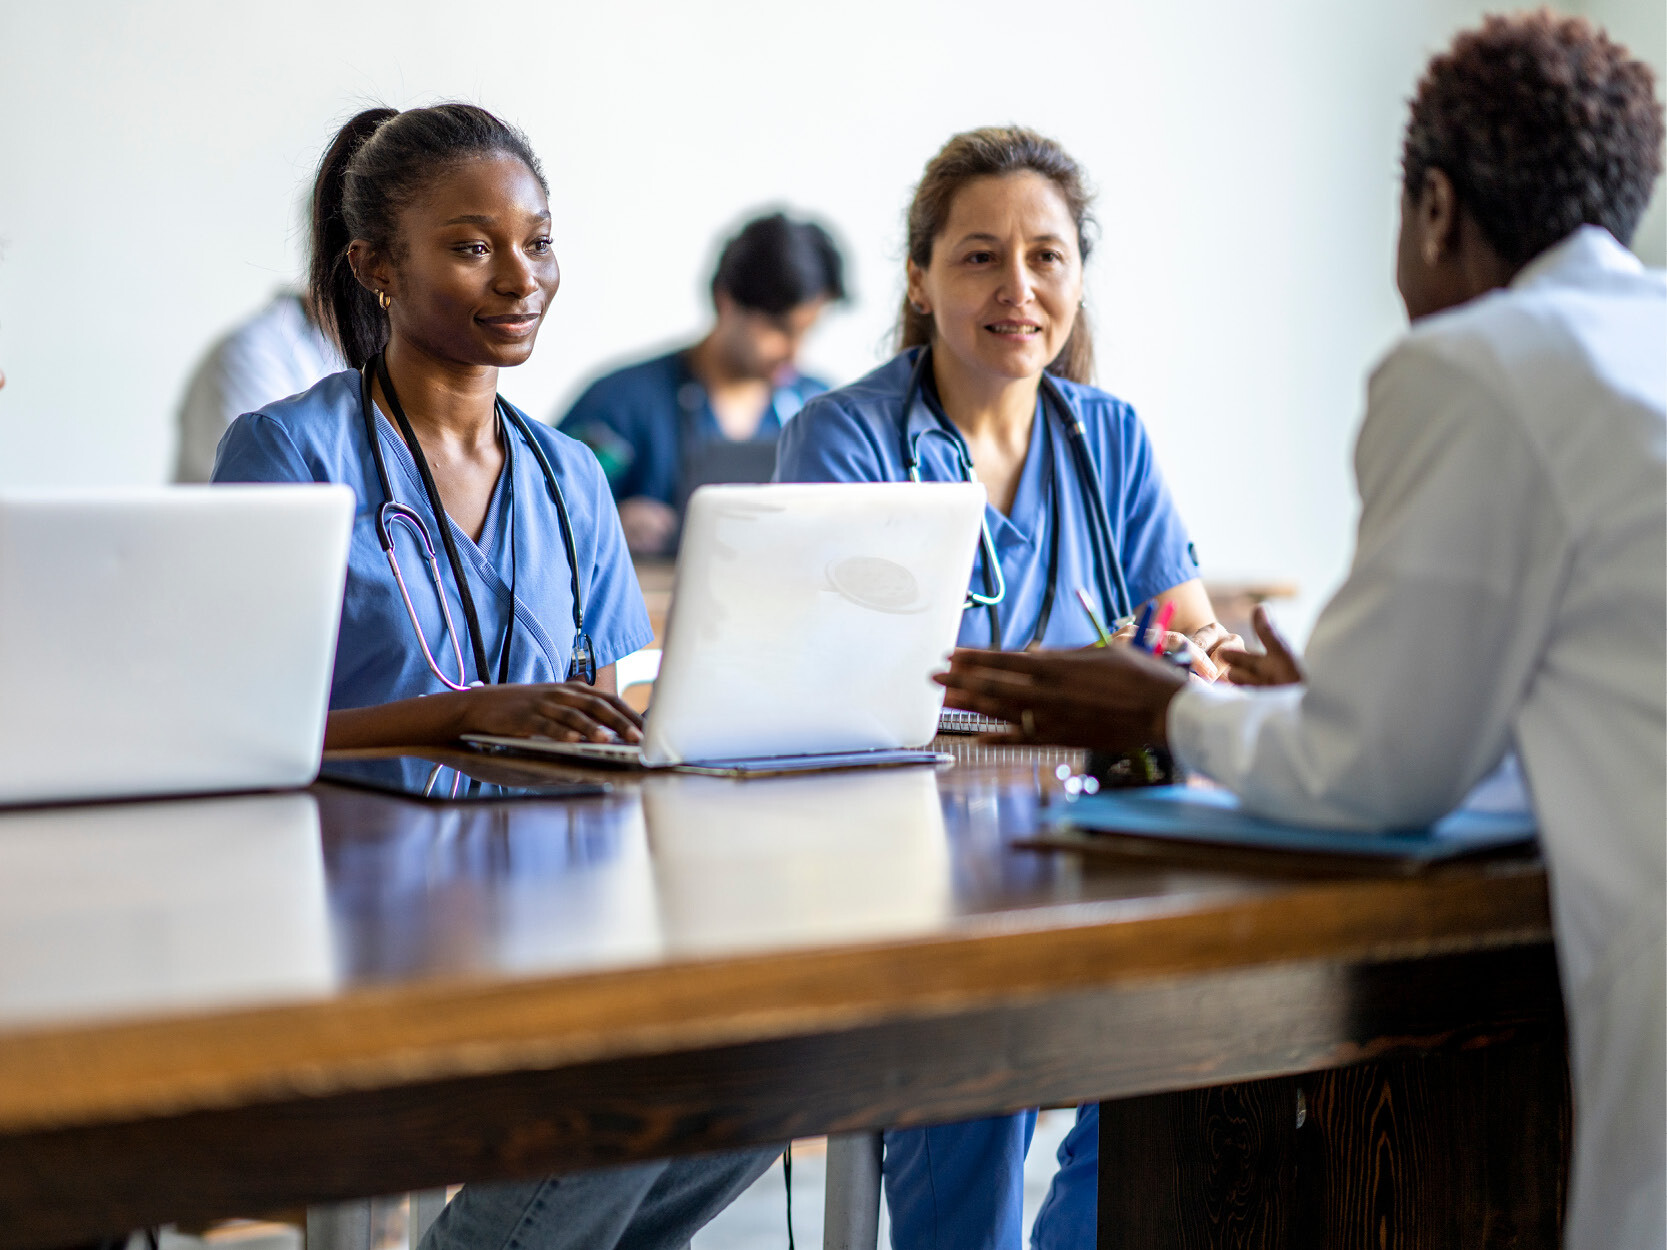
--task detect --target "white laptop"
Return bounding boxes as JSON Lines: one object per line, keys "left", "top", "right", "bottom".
{"left": 467, "top": 482, "right": 985, "bottom": 771}
{"left": 0, "top": 486, "right": 353, "bottom": 805}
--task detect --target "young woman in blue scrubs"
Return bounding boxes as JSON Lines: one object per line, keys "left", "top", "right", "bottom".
{"left": 775, "top": 128, "right": 1242, "bottom": 1250}
{"left": 213, "top": 104, "right": 777, "bottom": 1250}
{"left": 214, "top": 106, "right": 658, "bottom": 751}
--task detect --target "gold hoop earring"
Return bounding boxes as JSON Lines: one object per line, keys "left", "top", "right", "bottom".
{"left": 376, "top": 290, "right": 391, "bottom": 311}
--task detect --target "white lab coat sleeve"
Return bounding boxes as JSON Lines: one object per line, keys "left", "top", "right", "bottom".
{"left": 1169, "top": 339, "right": 1572, "bottom": 830}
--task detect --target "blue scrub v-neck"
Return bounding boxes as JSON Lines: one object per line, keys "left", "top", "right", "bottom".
{"left": 774, "top": 348, "right": 1199, "bottom": 652}
{"left": 211, "top": 370, "right": 652, "bottom": 707}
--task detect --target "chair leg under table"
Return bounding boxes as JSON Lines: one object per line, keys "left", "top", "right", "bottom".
{"left": 409, "top": 1191, "right": 448, "bottom": 1249}
{"left": 306, "top": 1201, "right": 373, "bottom": 1250}
{"left": 823, "top": 1131, "right": 884, "bottom": 1250}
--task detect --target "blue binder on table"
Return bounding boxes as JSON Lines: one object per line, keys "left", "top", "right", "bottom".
{"left": 1044, "top": 784, "right": 1537, "bottom": 867}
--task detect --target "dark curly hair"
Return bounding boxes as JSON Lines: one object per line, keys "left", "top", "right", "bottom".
{"left": 1401, "top": 10, "right": 1664, "bottom": 267}
{"left": 712, "top": 213, "right": 846, "bottom": 315}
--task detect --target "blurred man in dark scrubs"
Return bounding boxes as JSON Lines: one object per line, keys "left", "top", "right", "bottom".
{"left": 560, "top": 212, "right": 845, "bottom": 554}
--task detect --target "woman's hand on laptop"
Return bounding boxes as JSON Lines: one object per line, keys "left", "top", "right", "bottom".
{"left": 324, "top": 682, "right": 644, "bottom": 750}
{"left": 456, "top": 683, "right": 645, "bottom": 744}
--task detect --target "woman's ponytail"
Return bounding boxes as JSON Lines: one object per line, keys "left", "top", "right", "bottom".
{"left": 308, "top": 108, "right": 397, "bottom": 370}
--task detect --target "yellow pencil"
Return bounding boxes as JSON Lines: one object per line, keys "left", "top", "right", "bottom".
{"left": 1074, "top": 588, "right": 1115, "bottom": 648}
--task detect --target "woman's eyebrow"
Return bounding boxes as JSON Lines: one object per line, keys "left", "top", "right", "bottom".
{"left": 948, "top": 230, "right": 1068, "bottom": 247}
{"left": 439, "top": 209, "right": 551, "bottom": 227}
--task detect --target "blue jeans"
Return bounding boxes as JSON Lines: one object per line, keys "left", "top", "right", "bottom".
{"left": 419, "top": 1147, "right": 780, "bottom": 1250}
{"left": 883, "top": 1106, "right": 1098, "bottom": 1250}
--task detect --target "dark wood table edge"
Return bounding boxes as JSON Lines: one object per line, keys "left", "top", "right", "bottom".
{"left": 0, "top": 939, "right": 1565, "bottom": 1250}
{"left": 0, "top": 864, "right": 1551, "bottom": 1137}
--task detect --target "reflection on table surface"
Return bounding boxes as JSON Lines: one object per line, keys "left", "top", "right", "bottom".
{"left": 644, "top": 769, "right": 952, "bottom": 954}
{"left": 0, "top": 743, "right": 1271, "bottom": 1031}
{"left": 0, "top": 792, "right": 332, "bottom": 1027}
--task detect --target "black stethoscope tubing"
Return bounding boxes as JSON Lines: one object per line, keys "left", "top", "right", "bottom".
{"left": 360, "top": 354, "right": 595, "bottom": 687}
{"left": 898, "top": 346, "right": 1133, "bottom": 644}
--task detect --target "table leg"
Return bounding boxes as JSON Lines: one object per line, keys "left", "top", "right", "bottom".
{"left": 409, "top": 1191, "right": 448, "bottom": 1249}
{"left": 1096, "top": 1030, "right": 1570, "bottom": 1249}
{"left": 306, "top": 1201, "right": 373, "bottom": 1250}
{"left": 823, "top": 1131, "right": 884, "bottom": 1250}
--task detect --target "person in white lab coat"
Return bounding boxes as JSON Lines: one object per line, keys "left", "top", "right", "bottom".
{"left": 937, "top": 13, "right": 1665, "bottom": 1248}
{"left": 173, "top": 290, "right": 344, "bottom": 482}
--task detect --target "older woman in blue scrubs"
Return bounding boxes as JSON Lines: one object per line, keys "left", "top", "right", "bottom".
{"left": 214, "top": 103, "right": 777, "bottom": 1250}
{"left": 776, "top": 128, "right": 1242, "bottom": 1250}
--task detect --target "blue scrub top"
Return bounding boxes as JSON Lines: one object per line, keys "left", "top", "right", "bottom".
{"left": 773, "top": 348, "right": 1198, "bottom": 650}
{"left": 212, "top": 370, "right": 653, "bottom": 710}
{"left": 558, "top": 349, "right": 828, "bottom": 505}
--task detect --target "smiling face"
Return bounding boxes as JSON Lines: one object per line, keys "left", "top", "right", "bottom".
{"left": 908, "top": 171, "right": 1083, "bottom": 387}
{"left": 353, "top": 153, "right": 559, "bottom": 369}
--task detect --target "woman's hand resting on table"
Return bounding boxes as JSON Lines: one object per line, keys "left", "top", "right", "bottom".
{"left": 1109, "top": 620, "right": 1241, "bottom": 682}
{"left": 1212, "top": 605, "right": 1305, "bottom": 688}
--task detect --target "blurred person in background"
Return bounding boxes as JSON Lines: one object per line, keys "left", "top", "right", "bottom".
{"left": 560, "top": 211, "right": 845, "bottom": 554}
{"left": 174, "top": 287, "right": 345, "bottom": 482}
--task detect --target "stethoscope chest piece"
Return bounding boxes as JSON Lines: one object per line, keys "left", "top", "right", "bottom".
{"left": 896, "top": 346, "right": 1134, "bottom": 639}
{"left": 360, "top": 355, "right": 595, "bottom": 691}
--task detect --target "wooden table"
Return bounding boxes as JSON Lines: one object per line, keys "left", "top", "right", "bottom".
{"left": 0, "top": 744, "right": 1565, "bottom": 1249}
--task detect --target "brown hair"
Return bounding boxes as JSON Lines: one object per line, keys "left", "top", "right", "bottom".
{"left": 1402, "top": 10, "right": 1664, "bottom": 267}
{"left": 897, "top": 127, "right": 1097, "bottom": 385}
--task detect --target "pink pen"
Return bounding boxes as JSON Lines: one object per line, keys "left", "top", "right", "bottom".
{"left": 1149, "top": 602, "right": 1177, "bottom": 654}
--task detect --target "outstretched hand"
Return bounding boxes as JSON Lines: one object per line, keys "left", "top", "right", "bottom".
{"left": 1214, "top": 605, "right": 1305, "bottom": 687}
{"left": 934, "top": 645, "right": 1189, "bottom": 753}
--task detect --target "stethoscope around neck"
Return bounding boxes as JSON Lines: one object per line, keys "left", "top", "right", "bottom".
{"left": 899, "top": 345, "right": 1134, "bottom": 647}
{"left": 359, "top": 353, "right": 595, "bottom": 692}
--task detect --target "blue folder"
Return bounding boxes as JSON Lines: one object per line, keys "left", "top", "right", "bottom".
{"left": 1051, "top": 784, "right": 1537, "bottom": 863}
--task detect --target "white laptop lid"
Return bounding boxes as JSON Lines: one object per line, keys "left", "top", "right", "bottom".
{"left": 642, "top": 482, "right": 985, "bottom": 766}
{"left": 0, "top": 485, "right": 353, "bottom": 804}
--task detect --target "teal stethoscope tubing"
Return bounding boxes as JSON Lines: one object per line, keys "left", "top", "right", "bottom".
{"left": 359, "top": 355, "right": 595, "bottom": 691}
{"left": 898, "top": 347, "right": 1134, "bottom": 644}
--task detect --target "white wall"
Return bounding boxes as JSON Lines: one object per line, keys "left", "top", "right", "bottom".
{"left": 1, "top": 0, "right": 1661, "bottom": 638}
